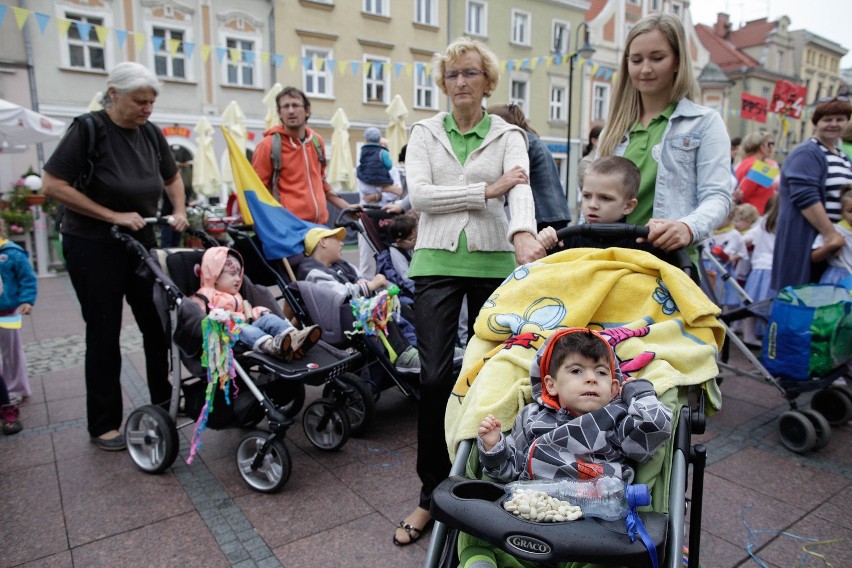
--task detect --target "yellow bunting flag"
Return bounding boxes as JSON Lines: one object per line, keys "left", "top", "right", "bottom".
{"left": 168, "top": 38, "right": 181, "bottom": 55}
{"left": 56, "top": 18, "right": 71, "bottom": 37}
{"left": 95, "top": 25, "right": 109, "bottom": 45}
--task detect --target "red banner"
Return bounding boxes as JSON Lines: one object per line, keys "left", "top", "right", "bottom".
{"left": 770, "top": 80, "right": 807, "bottom": 119}
{"left": 741, "top": 93, "right": 768, "bottom": 123}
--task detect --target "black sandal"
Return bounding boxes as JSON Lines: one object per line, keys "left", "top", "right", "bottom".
{"left": 392, "top": 521, "right": 424, "bottom": 546}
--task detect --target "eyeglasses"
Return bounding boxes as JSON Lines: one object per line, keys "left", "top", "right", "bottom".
{"left": 767, "top": 142, "right": 775, "bottom": 147}
{"left": 443, "top": 69, "right": 485, "bottom": 82}
{"left": 279, "top": 103, "right": 305, "bottom": 110}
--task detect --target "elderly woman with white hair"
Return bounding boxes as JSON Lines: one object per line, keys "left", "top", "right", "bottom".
{"left": 43, "top": 62, "right": 188, "bottom": 451}
{"left": 393, "top": 37, "right": 545, "bottom": 546}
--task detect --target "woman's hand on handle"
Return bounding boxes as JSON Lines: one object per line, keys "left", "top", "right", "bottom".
{"left": 485, "top": 165, "right": 528, "bottom": 199}
{"left": 642, "top": 219, "right": 693, "bottom": 252}
{"left": 513, "top": 231, "right": 547, "bottom": 265}
{"left": 111, "top": 211, "right": 148, "bottom": 232}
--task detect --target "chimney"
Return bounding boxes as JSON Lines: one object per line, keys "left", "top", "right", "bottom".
{"left": 714, "top": 13, "right": 731, "bottom": 38}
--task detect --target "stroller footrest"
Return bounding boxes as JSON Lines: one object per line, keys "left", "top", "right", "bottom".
{"left": 431, "top": 476, "right": 667, "bottom": 567}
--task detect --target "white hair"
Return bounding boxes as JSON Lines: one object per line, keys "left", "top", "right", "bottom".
{"left": 100, "top": 62, "right": 161, "bottom": 108}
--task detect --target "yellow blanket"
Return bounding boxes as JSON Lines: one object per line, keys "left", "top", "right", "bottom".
{"left": 446, "top": 248, "right": 725, "bottom": 459}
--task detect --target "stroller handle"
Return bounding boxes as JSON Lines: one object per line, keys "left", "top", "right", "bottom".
{"left": 110, "top": 223, "right": 186, "bottom": 304}
{"left": 333, "top": 205, "right": 376, "bottom": 230}
{"left": 554, "top": 223, "right": 696, "bottom": 279}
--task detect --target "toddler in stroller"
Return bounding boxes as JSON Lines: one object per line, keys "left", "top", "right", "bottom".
{"left": 425, "top": 225, "right": 725, "bottom": 568}
{"left": 189, "top": 246, "right": 321, "bottom": 361}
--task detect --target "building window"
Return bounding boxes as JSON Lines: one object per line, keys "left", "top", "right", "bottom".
{"left": 550, "top": 85, "right": 566, "bottom": 122}
{"left": 65, "top": 13, "right": 106, "bottom": 70}
{"left": 761, "top": 86, "right": 771, "bottom": 100}
{"left": 466, "top": 0, "right": 487, "bottom": 37}
{"left": 363, "top": 0, "right": 389, "bottom": 16}
{"left": 303, "top": 47, "right": 332, "bottom": 97}
{"left": 364, "top": 56, "right": 389, "bottom": 103}
{"left": 225, "top": 37, "right": 256, "bottom": 87}
{"left": 671, "top": 2, "right": 682, "bottom": 16}
{"left": 510, "top": 79, "right": 528, "bottom": 114}
{"left": 415, "top": 0, "right": 437, "bottom": 26}
{"left": 153, "top": 27, "right": 186, "bottom": 79}
{"left": 650, "top": 0, "right": 661, "bottom": 9}
{"left": 592, "top": 83, "right": 610, "bottom": 121}
{"left": 776, "top": 49, "right": 784, "bottom": 69}
{"left": 511, "top": 10, "right": 531, "bottom": 46}
{"left": 414, "top": 62, "right": 437, "bottom": 109}
{"left": 553, "top": 20, "right": 569, "bottom": 55}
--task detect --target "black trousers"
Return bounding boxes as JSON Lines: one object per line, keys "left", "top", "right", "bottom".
{"left": 64, "top": 234, "right": 171, "bottom": 437}
{"left": 413, "top": 275, "right": 503, "bottom": 510}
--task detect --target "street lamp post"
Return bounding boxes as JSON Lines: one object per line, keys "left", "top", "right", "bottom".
{"left": 564, "top": 22, "right": 595, "bottom": 196}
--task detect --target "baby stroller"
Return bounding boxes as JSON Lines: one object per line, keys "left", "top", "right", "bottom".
{"left": 224, "top": 223, "right": 419, "bottom": 437}
{"left": 698, "top": 245, "right": 852, "bottom": 454}
{"left": 114, "top": 220, "right": 362, "bottom": 493}
{"left": 425, "top": 224, "right": 723, "bottom": 568}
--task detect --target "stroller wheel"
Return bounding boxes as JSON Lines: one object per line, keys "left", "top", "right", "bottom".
{"left": 236, "top": 431, "right": 292, "bottom": 493}
{"left": 799, "top": 409, "right": 832, "bottom": 450}
{"left": 324, "top": 373, "right": 376, "bottom": 437}
{"left": 302, "top": 398, "right": 350, "bottom": 451}
{"left": 810, "top": 386, "right": 852, "bottom": 426}
{"left": 778, "top": 410, "right": 816, "bottom": 454}
{"left": 125, "top": 405, "right": 179, "bottom": 474}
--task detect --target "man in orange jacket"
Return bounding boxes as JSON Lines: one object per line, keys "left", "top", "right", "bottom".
{"left": 252, "top": 86, "right": 353, "bottom": 224}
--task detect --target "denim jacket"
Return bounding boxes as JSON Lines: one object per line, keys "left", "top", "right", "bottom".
{"left": 614, "top": 98, "right": 732, "bottom": 243}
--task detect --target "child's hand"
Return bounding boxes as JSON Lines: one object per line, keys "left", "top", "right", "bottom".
{"left": 369, "top": 274, "right": 387, "bottom": 291}
{"left": 17, "top": 303, "right": 32, "bottom": 315}
{"left": 478, "top": 413, "right": 502, "bottom": 451}
{"left": 536, "top": 227, "right": 561, "bottom": 250}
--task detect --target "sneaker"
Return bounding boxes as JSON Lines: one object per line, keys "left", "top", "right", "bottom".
{"left": 290, "top": 325, "right": 322, "bottom": 360}
{"left": 270, "top": 330, "right": 294, "bottom": 361}
{"left": 8, "top": 394, "right": 25, "bottom": 405}
{"left": 395, "top": 347, "right": 421, "bottom": 373}
{"left": 1, "top": 404, "right": 22, "bottom": 435}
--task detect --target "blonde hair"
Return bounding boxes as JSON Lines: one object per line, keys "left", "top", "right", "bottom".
{"left": 432, "top": 37, "right": 499, "bottom": 98}
{"left": 599, "top": 14, "right": 699, "bottom": 157}
{"left": 734, "top": 203, "right": 759, "bottom": 224}
{"left": 741, "top": 131, "right": 772, "bottom": 155}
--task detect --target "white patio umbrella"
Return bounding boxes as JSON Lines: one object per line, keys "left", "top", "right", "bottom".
{"left": 384, "top": 94, "right": 409, "bottom": 163}
{"left": 219, "top": 100, "right": 247, "bottom": 200}
{"left": 87, "top": 91, "right": 104, "bottom": 112}
{"left": 262, "top": 83, "right": 283, "bottom": 130}
{"left": 192, "top": 116, "right": 221, "bottom": 197}
{"left": 0, "top": 99, "right": 65, "bottom": 151}
{"left": 327, "top": 107, "right": 355, "bottom": 190}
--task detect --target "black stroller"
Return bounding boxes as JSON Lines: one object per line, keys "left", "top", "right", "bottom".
{"left": 424, "top": 225, "right": 718, "bottom": 568}
{"left": 225, "top": 224, "right": 420, "bottom": 437}
{"left": 698, "top": 244, "right": 852, "bottom": 454}
{"left": 115, "top": 220, "right": 362, "bottom": 493}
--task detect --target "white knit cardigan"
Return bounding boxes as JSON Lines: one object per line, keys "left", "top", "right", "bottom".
{"left": 406, "top": 113, "right": 537, "bottom": 253}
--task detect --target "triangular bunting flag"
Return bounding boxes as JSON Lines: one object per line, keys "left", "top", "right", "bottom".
{"left": 287, "top": 55, "right": 298, "bottom": 71}
{"left": 184, "top": 42, "right": 195, "bottom": 59}
{"left": 273, "top": 54, "right": 283, "bottom": 68}
{"left": 56, "top": 18, "right": 71, "bottom": 37}
{"left": 115, "top": 29, "right": 127, "bottom": 48}
{"left": 75, "top": 21, "right": 92, "bottom": 40}
{"left": 0, "top": 5, "right": 6, "bottom": 26}
{"left": 95, "top": 25, "right": 108, "bottom": 45}
{"left": 262, "top": 51, "right": 270, "bottom": 65}
{"left": 201, "top": 45, "right": 211, "bottom": 62}
{"left": 228, "top": 48, "right": 239, "bottom": 63}
{"left": 35, "top": 12, "right": 50, "bottom": 34}
{"left": 394, "top": 62, "right": 405, "bottom": 77}
{"left": 151, "top": 35, "right": 164, "bottom": 53}
{"left": 133, "top": 32, "right": 146, "bottom": 53}
{"left": 168, "top": 38, "right": 181, "bottom": 55}
{"left": 12, "top": 6, "right": 28, "bottom": 29}
{"left": 216, "top": 47, "right": 227, "bottom": 63}
{"left": 244, "top": 51, "right": 255, "bottom": 65}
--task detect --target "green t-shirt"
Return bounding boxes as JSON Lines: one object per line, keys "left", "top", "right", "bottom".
{"left": 625, "top": 104, "right": 676, "bottom": 226}
{"left": 409, "top": 112, "right": 517, "bottom": 279}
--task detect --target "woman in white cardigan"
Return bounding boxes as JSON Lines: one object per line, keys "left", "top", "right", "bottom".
{"left": 393, "top": 37, "right": 544, "bottom": 546}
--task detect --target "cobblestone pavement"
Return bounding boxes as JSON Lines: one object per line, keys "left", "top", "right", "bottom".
{"left": 2, "top": 273, "right": 851, "bottom": 568}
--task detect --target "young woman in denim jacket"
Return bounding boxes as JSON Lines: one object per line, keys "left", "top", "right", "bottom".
{"left": 597, "top": 14, "right": 731, "bottom": 253}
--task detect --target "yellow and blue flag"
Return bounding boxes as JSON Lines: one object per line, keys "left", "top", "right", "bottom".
{"left": 0, "top": 314, "right": 22, "bottom": 329}
{"left": 222, "top": 127, "right": 322, "bottom": 259}
{"left": 745, "top": 159, "right": 779, "bottom": 189}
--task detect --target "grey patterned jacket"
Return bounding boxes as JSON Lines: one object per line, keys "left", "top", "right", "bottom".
{"left": 478, "top": 329, "right": 673, "bottom": 484}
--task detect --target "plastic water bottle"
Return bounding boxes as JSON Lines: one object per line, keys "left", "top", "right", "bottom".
{"left": 505, "top": 476, "right": 650, "bottom": 521}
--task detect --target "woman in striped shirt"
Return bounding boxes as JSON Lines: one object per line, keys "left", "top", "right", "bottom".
{"left": 771, "top": 96, "right": 852, "bottom": 291}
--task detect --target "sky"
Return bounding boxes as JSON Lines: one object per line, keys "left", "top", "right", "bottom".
{"left": 689, "top": 0, "right": 852, "bottom": 68}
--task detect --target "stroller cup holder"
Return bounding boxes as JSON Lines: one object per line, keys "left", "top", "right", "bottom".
{"left": 432, "top": 476, "right": 668, "bottom": 567}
